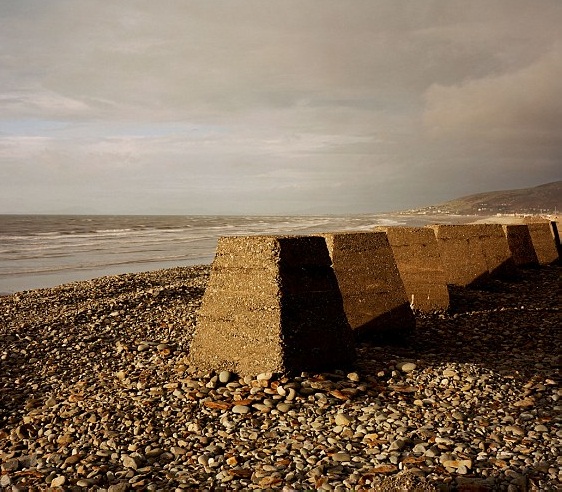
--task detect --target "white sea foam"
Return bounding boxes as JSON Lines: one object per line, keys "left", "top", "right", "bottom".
{"left": 0, "top": 213, "right": 448, "bottom": 293}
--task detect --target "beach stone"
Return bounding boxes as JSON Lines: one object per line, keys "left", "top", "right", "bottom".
{"left": 218, "top": 371, "right": 231, "bottom": 384}
{"left": 145, "top": 448, "right": 164, "bottom": 458}
{"left": 276, "top": 402, "right": 292, "bottom": 413}
{"left": 285, "top": 387, "right": 297, "bottom": 401}
{"left": 413, "top": 443, "right": 426, "bottom": 454}
{"left": 1, "top": 458, "right": 19, "bottom": 472}
{"left": 51, "top": 476, "right": 66, "bottom": 487}
{"left": 347, "top": 372, "right": 360, "bottom": 382}
{"left": 256, "top": 372, "right": 273, "bottom": 381}
{"left": 443, "top": 459, "right": 472, "bottom": 470}
{"left": 335, "top": 413, "right": 352, "bottom": 426}
{"left": 252, "top": 403, "right": 270, "bottom": 412}
{"left": 122, "top": 454, "right": 140, "bottom": 470}
{"left": 232, "top": 405, "right": 250, "bottom": 415}
{"left": 320, "top": 231, "right": 415, "bottom": 339}
{"left": 504, "top": 425, "right": 525, "bottom": 436}
{"left": 397, "top": 362, "right": 416, "bottom": 373}
{"left": 373, "top": 226, "right": 450, "bottom": 312}
{"left": 332, "top": 453, "right": 351, "bottom": 462}
{"left": 189, "top": 235, "right": 355, "bottom": 376}
{"left": 64, "top": 453, "right": 82, "bottom": 466}
{"left": 76, "top": 480, "right": 94, "bottom": 487}
{"left": 197, "top": 455, "right": 210, "bottom": 466}
{"left": 388, "top": 439, "right": 406, "bottom": 451}
{"left": 452, "top": 411, "right": 466, "bottom": 421}
{"left": 108, "top": 484, "right": 130, "bottom": 492}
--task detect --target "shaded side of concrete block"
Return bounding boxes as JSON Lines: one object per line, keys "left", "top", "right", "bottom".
{"left": 472, "top": 223, "right": 517, "bottom": 279}
{"left": 502, "top": 224, "right": 539, "bottom": 267}
{"left": 427, "top": 225, "right": 490, "bottom": 287}
{"left": 189, "top": 235, "right": 354, "bottom": 376}
{"left": 374, "top": 226, "right": 449, "bottom": 312}
{"left": 320, "top": 232, "right": 415, "bottom": 340}
{"left": 525, "top": 221, "right": 559, "bottom": 265}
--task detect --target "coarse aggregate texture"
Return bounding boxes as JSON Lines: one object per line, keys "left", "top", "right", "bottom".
{"left": 524, "top": 222, "right": 559, "bottom": 266}
{"left": 190, "top": 235, "right": 354, "bottom": 376}
{"left": 503, "top": 225, "right": 540, "bottom": 268}
{"left": 320, "top": 232, "right": 415, "bottom": 339}
{"left": 1, "top": 264, "right": 560, "bottom": 491}
{"left": 427, "top": 225, "right": 491, "bottom": 287}
{"left": 372, "top": 226, "right": 449, "bottom": 313}
{"left": 470, "top": 223, "right": 517, "bottom": 280}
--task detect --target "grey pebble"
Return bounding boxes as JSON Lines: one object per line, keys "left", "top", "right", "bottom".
{"left": 232, "top": 404, "right": 250, "bottom": 414}
{"left": 332, "top": 453, "right": 351, "bottom": 462}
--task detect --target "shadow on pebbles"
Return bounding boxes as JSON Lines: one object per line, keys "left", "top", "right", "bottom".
{"left": 0, "top": 264, "right": 560, "bottom": 491}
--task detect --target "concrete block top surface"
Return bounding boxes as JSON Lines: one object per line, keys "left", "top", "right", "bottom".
{"left": 374, "top": 226, "right": 436, "bottom": 243}
{"left": 319, "top": 231, "right": 390, "bottom": 254}
{"left": 212, "top": 235, "right": 333, "bottom": 269}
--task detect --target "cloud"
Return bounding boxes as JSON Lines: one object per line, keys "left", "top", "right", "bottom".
{"left": 423, "top": 46, "right": 562, "bottom": 144}
{"left": 1, "top": 1, "right": 562, "bottom": 214}
{"left": 0, "top": 90, "right": 91, "bottom": 118}
{"left": 0, "top": 136, "right": 51, "bottom": 160}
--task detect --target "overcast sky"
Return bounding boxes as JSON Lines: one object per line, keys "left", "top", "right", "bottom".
{"left": 1, "top": 1, "right": 561, "bottom": 215}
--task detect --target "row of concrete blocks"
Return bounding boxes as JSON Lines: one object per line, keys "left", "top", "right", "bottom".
{"left": 189, "top": 221, "right": 560, "bottom": 377}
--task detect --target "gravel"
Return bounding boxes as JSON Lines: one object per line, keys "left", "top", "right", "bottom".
{"left": 1, "top": 263, "right": 560, "bottom": 491}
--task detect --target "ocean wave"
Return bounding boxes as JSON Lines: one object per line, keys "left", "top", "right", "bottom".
{"left": 0, "top": 213, "right": 421, "bottom": 292}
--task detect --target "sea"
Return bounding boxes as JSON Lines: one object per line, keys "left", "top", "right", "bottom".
{"left": 0, "top": 213, "right": 474, "bottom": 295}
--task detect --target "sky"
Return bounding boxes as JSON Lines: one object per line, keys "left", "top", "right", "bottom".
{"left": 1, "top": 1, "right": 561, "bottom": 215}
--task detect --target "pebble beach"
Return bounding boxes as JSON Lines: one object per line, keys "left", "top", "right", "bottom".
{"left": 0, "top": 263, "right": 560, "bottom": 491}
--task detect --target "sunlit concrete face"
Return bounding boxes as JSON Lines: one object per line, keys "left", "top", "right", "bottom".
{"left": 374, "top": 226, "right": 449, "bottom": 312}
{"left": 320, "top": 232, "right": 415, "bottom": 340}
{"left": 503, "top": 224, "right": 539, "bottom": 267}
{"left": 523, "top": 221, "right": 560, "bottom": 265}
{"left": 190, "top": 235, "right": 355, "bottom": 376}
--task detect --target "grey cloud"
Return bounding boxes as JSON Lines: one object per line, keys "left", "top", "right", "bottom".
{"left": 423, "top": 46, "right": 562, "bottom": 147}
{"left": 1, "top": 1, "right": 561, "bottom": 214}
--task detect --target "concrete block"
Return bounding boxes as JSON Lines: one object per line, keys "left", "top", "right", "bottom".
{"left": 427, "top": 225, "right": 490, "bottom": 287}
{"left": 189, "top": 235, "right": 355, "bottom": 376}
{"left": 524, "top": 221, "right": 559, "bottom": 265}
{"left": 373, "top": 226, "right": 449, "bottom": 312}
{"left": 429, "top": 224, "right": 516, "bottom": 285}
{"left": 550, "top": 221, "right": 561, "bottom": 261}
{"left": 502, "top": 224, "right": 539, "bottom": 267}
{"left": 472, "top": 223, "right": 517, "bottom": 278}
{"left": 319, "top": 232, "right": 415, "bottom": 339}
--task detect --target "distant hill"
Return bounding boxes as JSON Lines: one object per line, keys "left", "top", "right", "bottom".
{"left": 419, "top": 181, "right": 561, "bottom": 215}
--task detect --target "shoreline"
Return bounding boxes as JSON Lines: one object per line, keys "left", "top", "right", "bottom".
{"left": 1, "top": 213, "right": 551, "bottom": 296}
{"left": 1, "top": 263, "right": 560, "bottom": 490}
